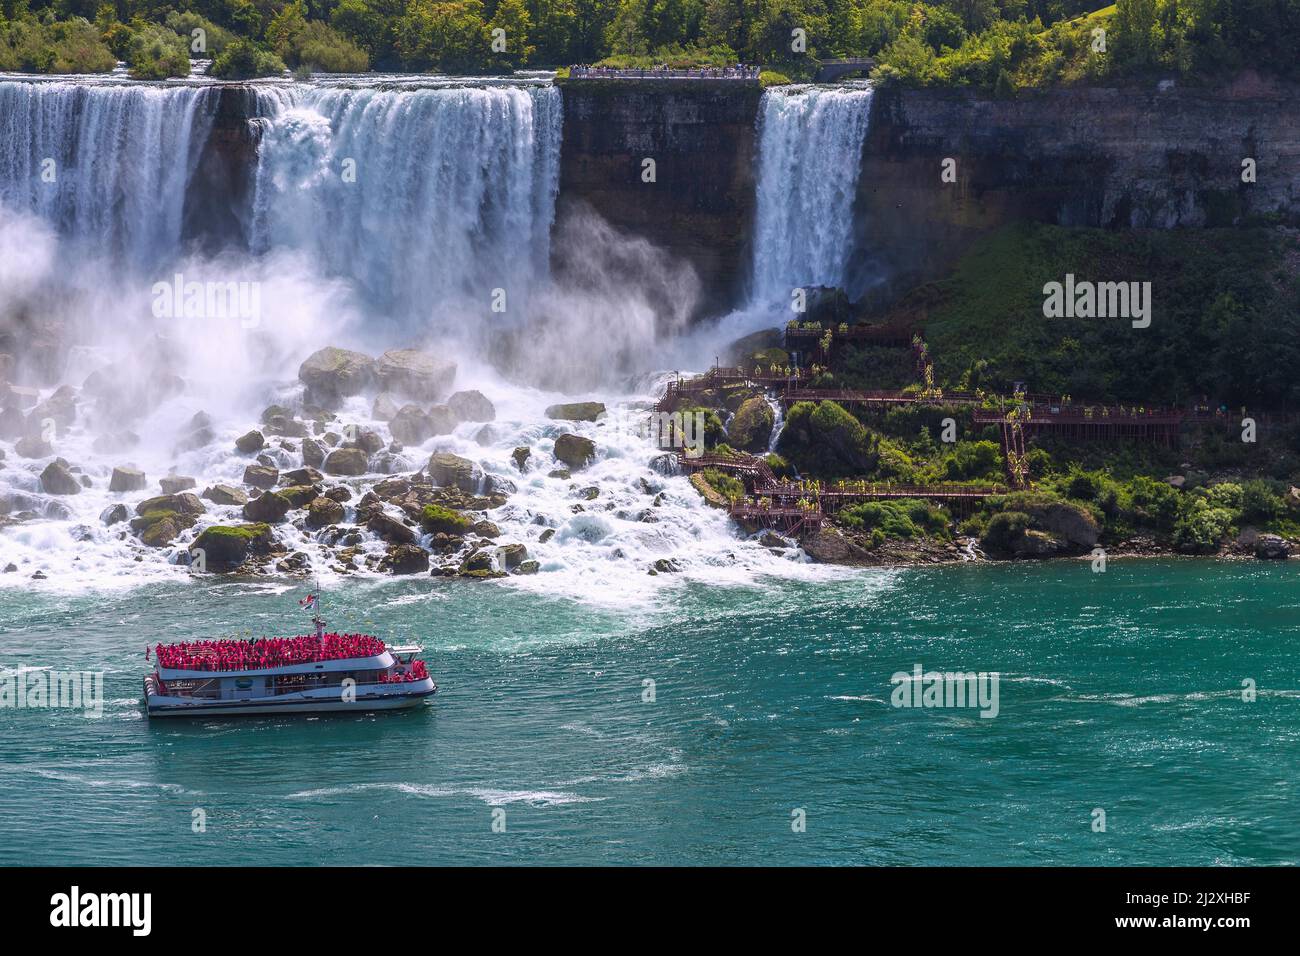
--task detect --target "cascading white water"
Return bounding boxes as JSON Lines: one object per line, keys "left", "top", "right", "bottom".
{"left": 0, "top": 80, "right": 215, "bottom": 267}
{"left": 0, "top": 77, "right": 846, "bottom": 600}
{"left": 749, "top": 85, "right": 873, "bottom": 308}
{"left": 250, "top": 83, "right": 562, "bottom": 324}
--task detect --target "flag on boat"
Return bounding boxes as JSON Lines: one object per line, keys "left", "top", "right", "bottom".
{"left": 299, "top": 594, "right": 317, "bottom": 611}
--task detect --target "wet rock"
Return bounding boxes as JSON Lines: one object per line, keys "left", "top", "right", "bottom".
{"left": 243, "top": 491, "right": 292, "bottom": 523}
{"left": 538, "top": 528, "right": 556, "bottom": 543}
{"left": 376, "top": 349, "right": 456, "bottom": 402}
{"left": 757, "top": 530, "right": 789, "bottom": 549}
{"left": 135, "top": 492, "right": 205, "bottom": 516}
{"left": 301, "top": 437, "right": 325, "bottom": 469}
{"left": 264, "top": 415, "right": 307, "bottom": 438}
{"left": 322, "top": 447, "right": 369, "bottom": 476}
{"left": 473, "top": 520, "right": 501, "bottom": 539}
{"left": 384, "top": 543, "right": 430, "bottom": 575}
{"left": 324, "top": 486, "right": 351, "bottom": 503}
{"left": 235, "top": 429, "right": 265, "bottom": 453}
{"left": 545, "top": 402, "right": 605, "bottom": 422}
{"left": 389, "top": 404, "right": 435, "bottom": 445}
{"left": 517, "top": 560, "right": 540, "bottom": 574}
{"left": 651, "top": 558, "right": 680, "bottom": 574}
{"left": 426, "top": 404, "right": 457, "bottom": 436}
{"left": 368, "top": 511, "right": 417, "bottom": 544}
{"left": 460, "top": 549, "right": 494, "bottom": 573}
{"left": 553, "top": 434, "right": 596, "bottom": 470}
{"left": 276, "top": 551, "right": 311, "bottom": 573}
{"left": 109, "top": 466, "right": 147, "bottom": 493}
{"left": 373, "top": 476, "right": 412, "bottom": 498}
{"left": 499, "top": 543, "right": 528, "bottom": 570}
{"left": 176, "top": 411, "right": 214, "bottom": 452}
{"left": 648, "top": 454, "right": 679, "bottom": 477}
{"left": 1255, "top": 534, "right": 1289, "bottom": 559}
{"left": 427, "top": 452, "right": 479, "bottom": 493}
{"left": 448, "top": 389, "right": 495, "bottom": 423}
{"left": 15, "top": 435, "right": 53, "bottom": 459}
{"left": 40, "top": 461, "right": 81, "bottom": 495}
{"left": 202, "top": 484, "right": 249, "bottom": 506}
{"left": 547, "top": 467, "right": 571, "bottom": 480}
{"left": 281, "top": 466, "right": 323, "bottom": 486}
{"left": 307, "top": 496, "right": 345, "bottom": 528}
{"left": 803, "top": 528, "right": 871, "bottom": 565}
{"left": 280, "top": 484, "right": 321, "bottom": 508}
{"left": 372, "top": 393, "right": 400, "bottom": 422}
{"left": 192, "top": 523, "right": 274, "bottom": 571}
{"left": 512, "top": 446, "right": 531, "bottom": 471}
{"left": 578, "top": 486, "right": 599, "bottom": 501}
{"left": 100, "top": 503, "right": 129, "bottom": 525}
{"left": 159, "top": 475, "right": 196, "bottom": 494}
{"left": 298, "top": 347, "right": 376, "bottom": 403}
{"left": 243, "top": 464, "right": 279, "bottom": 489}
{"left": 483, "top": 474, "right": 516, "bottom": 497}
{"left": 346, "top": 428, "right": 385, "bottom": 455}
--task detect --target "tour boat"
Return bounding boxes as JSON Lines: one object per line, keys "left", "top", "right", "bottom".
{"left": 143, "top": 602, "right": 437, "bottom": 718}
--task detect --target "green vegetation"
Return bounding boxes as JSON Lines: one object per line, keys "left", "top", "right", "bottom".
{"left": 420, "top": 503, "right": 473, "bottom": 534}
{"left": 700, "top": 467, "right": 745, "bottom": 501}
{"left": 840, "top": 497, "right": 950, "bottom": 540}
{"left": 915, "top": 224, "right": 1300, "bottom": 408}
{"left": 2, "top": 0, "right": 1296, "bottom": 83}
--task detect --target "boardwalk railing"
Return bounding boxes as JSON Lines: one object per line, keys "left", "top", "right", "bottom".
{"left": 568, "top": 65, "right": 760, "bottom": 82}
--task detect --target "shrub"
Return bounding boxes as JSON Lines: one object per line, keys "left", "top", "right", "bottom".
{"left": 1173, "top": 505, "right": 1234, "bottom": 554}
{"left": 700, "top": 468, "right": 744, "bottom": 502}
{"left": 125, "top": 23, "right": 190, "bottom": 79}
{"left": 208, "top": 38, "right": 285, "bottom": 79}
{"left": 981, "top": 511, "right": 1030, "bottom": 553}
{"left": 841, "top": 498, "right": 949, "bottom": 540}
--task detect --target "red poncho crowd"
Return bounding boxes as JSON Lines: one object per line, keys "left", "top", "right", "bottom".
{"left": 155, "top": 634, "right": 386, "bottom": 671}
{"left": 379, "top": 660, "right": 429, "bottom": 683}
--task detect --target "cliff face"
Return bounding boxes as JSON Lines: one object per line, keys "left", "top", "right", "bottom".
{"left": 556, "top": 81, "right": 764, "bottom": 317}
{"left": 855, "top": 75, "right": 1300, "bottom": 293}
{"left": 182, "top": 85, "right": 263, "bottom": 253}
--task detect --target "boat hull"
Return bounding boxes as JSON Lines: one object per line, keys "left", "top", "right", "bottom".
{"left": 144, "top": 676, "right": 437, "bottom": 718}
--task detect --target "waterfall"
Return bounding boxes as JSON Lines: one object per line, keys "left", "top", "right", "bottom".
{"left": 249, "top": 83, "right": 562, "bottom": 324}
{"left": 750, "top": 85, "right": 873, "bottom": 308}
{"left": 0, "top": 80, "right": 216, "bottom": 267}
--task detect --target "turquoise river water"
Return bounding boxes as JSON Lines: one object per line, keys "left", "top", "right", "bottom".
{"left": 1, "top": 560, "right": 1297, "bottom": 865}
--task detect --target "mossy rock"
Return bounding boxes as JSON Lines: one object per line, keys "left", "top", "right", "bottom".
{"left": 545, "top": 402, "right": 606, "bottom": 422}
{"left": 554, "top": 433, "right": 596, "bottom": 470}
{"left": 727, "top": 395, "right": 774, "bottom": 451}
{"left": 421, "top": 504, "right": 472, "bottom": 534}
{"left": 135, "top": 493, "right": 205, "bottom": 517}
{"left": 192, "top": 523, "right": 273, "bottom": 570}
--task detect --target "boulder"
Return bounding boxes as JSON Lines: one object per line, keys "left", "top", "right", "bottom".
{"left": 243, "top": 464, "right": 279, "bottom": 489}
{"left": 728, "top": 395, "right": 774, "bottom": 451}
{"left": 322, "top": 447, "right": 369, "bottom": 476}
{"left": 281, "top": 466, "right": 323, "bottom": 486}
{"left": 473, "top": 520, "right": 501, "bottom": 539}
{"left": 14, "top": 435, "right": 53, "bottom": 459}
{"left": 499, "top": 543, "right": 528, "bottom": 570}
{"left": 159, "top": 475, "right": 196, "bottom": 494}
{"left": 202, "top": 484, "right": 248, "bottom": 506}
{"left": 306, "top": 496, "right": 345, "bottom": 528}
{"left": 100, "top": 504, "right": 129, "bottom": 526}
{"left": 1164, "top": 475, "right": 1186, "bottom": 489}
{"left": 298, "top": 347, "right": 376, "bottom": 402}
{"left": 367, "top": 511, "right": 417, "bottom": 544}
{"left": 191, "top": 524, "right": 274, "bottom": 571}
{"left": 139, "top": 515, "right": 182, "bottom": 548}
{"left": 426, "top": 404, "right": 457, "bottom": 436}
{"left": 803, "top": 528, "right": 871, "bottom": 564}
{"left": 375, "top": 349, "right": 455, "bottom": 401}
{"left": 448, "top": 390, "right": 495, "bottom": 423}
{"left": 40, "top": 461, "right": 81, "bottom": 495}
{"left": 553, "top": 433, "right": 596, "bottom": 470}
{"left": 517, "top": 560, "right": 540, "bottom": 574}
{"left": 346, "top": 427, "right": 385, "bottom": 455}
{"left": 545, "top": 402, "right": 605, "bottom": 422}
{"left": 235, "top": 429, "right": 265, "bottom": 453}
{"left": 301, "top": 437, "right": 325, "bottom": 469}
{"left": 135, "top": 493, "right": 205, "bottom": 517}
{"left": 389, "top": 405, "right": 435, "bottom": 445}
{"left": 372, "top": 393, "right": 400, "bottom": 422}
{"left": 1255, "top": 534, "right": 1290, "bottom": 559}
{"left": 243, "top": 491, "right": 292, "bottom": 523}
{"left": 420, "top": 504, "right": 473, "bottom": 535}
{"left": 724, "top": 327, "right": 784, "bottom": 366}
{"left": 324, "top": 486, "right": 351, "bottom": 503}
{"left": 427, "top": 452, "right": 479, "bottom": 493}
{"left": 280, "top": 484, "right": 321, "bottom": 508}
{"left": 109, "top": 466, "right": 147, "bottom": 493}
{"left": 385, "top": 543, "right": 430, "bottom": 575}
{"left": 512, "top": 446, "right": 531, "bottom": 471}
